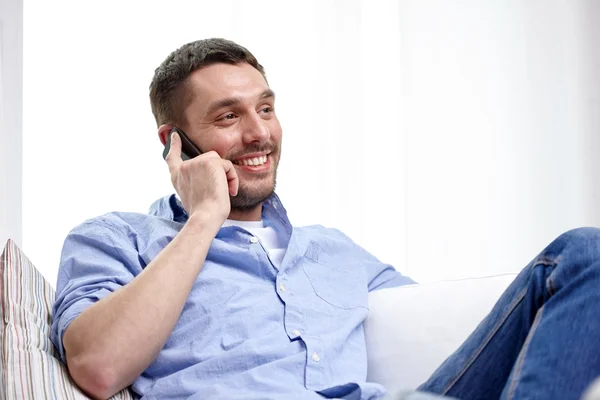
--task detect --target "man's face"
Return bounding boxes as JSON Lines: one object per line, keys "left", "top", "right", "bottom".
{"left": 181, "top": 62, "right": 282, "bottom": 211}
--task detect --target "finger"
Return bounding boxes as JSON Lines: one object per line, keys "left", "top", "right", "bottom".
{"left": 202, "top": 150, "right": 221, "bottom": 160}
{"left": 222, "top": 160, "right": 239, "bottom": 196}
{"left": 165, "top": 131, "right": 183, "bottom": 171}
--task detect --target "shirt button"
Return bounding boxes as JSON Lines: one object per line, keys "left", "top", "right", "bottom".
{"left": 279, "top": 283, "right": 286, "bottom": 292}
{"left": 249, "top": 237, "right": 258, "bottom": 244}
{"left": 291, "top": 329, "right": 301, "bottom": 338}
{"left": 312, "top": 352, "right": 320, "bottom": 362}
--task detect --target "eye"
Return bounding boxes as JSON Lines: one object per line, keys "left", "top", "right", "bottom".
{"left": 259, "top": 106, "right": 274, "bottom": 114}
{"left": 218, "top": 113, "right": 238, "bottom": 122}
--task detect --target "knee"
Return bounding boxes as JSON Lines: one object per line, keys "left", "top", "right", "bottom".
{"left": 532, "top": 227, "right": 600, "bottom": 267}
{"left": 544, "top": 227, "right": 600, "bottom": 273}
{"left": 556, "top": 227, "right": 600, "bottom": 247}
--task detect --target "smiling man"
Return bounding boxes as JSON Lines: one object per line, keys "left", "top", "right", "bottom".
{"left": 50, "top": 39, "right": 414, "bottom": 399}
{"left": 51, "top": 38, "right": 600, "bottom": 400}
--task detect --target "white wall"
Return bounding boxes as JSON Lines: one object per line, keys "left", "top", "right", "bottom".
{"left": 580, "top": 0, "right": 600, "bottom": 224}
{"left": 23, "top": 0, "right": 600, "bottom": 286}
{"left": 0, "top": 0, "right": 22, "bottom": 249}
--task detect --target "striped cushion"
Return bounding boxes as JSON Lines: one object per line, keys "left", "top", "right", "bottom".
{"left": 1, "top": 239, "right": 135, "bottom": 399}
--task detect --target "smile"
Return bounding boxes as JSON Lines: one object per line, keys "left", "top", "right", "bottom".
{"left": 233, "top": 154, "right": 269, "bottom": 166}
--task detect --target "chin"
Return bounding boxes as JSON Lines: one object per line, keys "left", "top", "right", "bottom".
{"left": 230, "top": 179, "right": 276, "bottom": 211}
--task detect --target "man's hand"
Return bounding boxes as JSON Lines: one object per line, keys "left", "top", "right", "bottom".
{"left": 165, "top": 131, "right": 239, "bottom": 223}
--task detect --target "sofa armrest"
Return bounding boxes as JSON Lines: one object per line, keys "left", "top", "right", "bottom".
{"left": 365, "top": 273, "right": 516, "bottom": 394}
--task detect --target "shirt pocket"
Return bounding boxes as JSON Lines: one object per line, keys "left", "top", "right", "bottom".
{"left": 300, "top": 256, "right": 368, "bottom": 310}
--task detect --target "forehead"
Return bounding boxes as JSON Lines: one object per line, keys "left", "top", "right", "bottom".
{"left": 186, "top": 62, "right": 269, "bottom": 107}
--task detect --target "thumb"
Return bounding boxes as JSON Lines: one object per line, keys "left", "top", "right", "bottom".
{"left": 165, "top": 130, "right": 183, "bottom": 171}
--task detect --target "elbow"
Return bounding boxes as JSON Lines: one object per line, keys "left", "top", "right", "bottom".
{"left": 66, "top": 353, "right": 121, "bottom": 400}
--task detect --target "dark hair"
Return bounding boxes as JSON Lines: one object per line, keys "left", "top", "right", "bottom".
{"left": 149, "top": 38, "right": 266, "bottom": 127}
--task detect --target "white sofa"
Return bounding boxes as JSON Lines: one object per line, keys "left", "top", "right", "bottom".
{"left": 365, "top": 274, "right": 516, "bottom": 394}
{"left": 3, "top": 239, "right": 598, "bottom": 399}
{"left": 365, "top": 274, "right": 600, "bottom": 400}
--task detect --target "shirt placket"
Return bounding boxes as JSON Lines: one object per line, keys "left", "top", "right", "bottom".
{"left": 246, "top": 225, "right": 323, "bottom": 390}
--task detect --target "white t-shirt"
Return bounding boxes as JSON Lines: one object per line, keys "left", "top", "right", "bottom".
{"left": 222, "top": 219, "right": 287, "bottom": 269}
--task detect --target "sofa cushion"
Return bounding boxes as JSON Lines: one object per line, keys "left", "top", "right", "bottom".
{"left": 1, "top": 239, "right": 134, "bottom": 399}
{"left": 365, "top": 273, "right": 516, "bottom": 394}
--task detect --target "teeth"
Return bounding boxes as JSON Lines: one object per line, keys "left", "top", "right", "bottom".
{"left": 236, "top": 155, "right": 268, "bottom": 166}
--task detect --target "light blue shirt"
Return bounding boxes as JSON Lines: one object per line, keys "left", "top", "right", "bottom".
{"left": 51, "top": 193, "right": 415, "bottom": 399}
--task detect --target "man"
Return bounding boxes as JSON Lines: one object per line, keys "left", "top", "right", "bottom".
{"left": 51, "top": 38, "right": 600, "bottom": 400}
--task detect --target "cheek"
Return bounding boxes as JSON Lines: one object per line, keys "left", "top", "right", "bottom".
{"left": 205, "top": 136, "right": 238, "bottom": 158}
{"left": 269, "top": 120, "right": 283, "bottom": 142}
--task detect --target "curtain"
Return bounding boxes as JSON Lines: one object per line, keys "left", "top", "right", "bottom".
{"left": 22, "top": 0, "right": 600, "bottom": 283}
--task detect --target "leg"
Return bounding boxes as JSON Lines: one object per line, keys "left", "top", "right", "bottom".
{"left": 418, "top": 227, "right": 600, "bottom": 400}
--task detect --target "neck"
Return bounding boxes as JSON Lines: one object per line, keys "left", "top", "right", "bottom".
{"left": 227, "top": 204, "right": 262, "bottom": 221}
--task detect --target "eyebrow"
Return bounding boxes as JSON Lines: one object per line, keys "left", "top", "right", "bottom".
{"left": 205, "top": 89, "right": 276, "bottom": 117}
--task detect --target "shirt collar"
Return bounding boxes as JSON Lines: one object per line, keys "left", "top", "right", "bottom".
{"left": 148, "top": 192, "right": 292, "bottom": 234}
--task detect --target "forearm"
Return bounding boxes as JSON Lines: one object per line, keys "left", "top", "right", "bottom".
{"left": 63, "top": 213, "right": 219, "bottom": 398}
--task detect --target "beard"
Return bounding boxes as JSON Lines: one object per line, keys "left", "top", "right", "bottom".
{"left": 226, "top": 140, "right": 280, "bottom": 213}
{"left": 229, "top": 171, "right": 277, "bottom": 211}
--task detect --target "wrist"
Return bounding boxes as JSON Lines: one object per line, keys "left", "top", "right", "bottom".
{"left": 185, "top": 211, "right": 223, "bottom": 235}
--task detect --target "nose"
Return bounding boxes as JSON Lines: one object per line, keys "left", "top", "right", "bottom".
{"left": 241, "top": 112, "right": 270, "bottom": 144}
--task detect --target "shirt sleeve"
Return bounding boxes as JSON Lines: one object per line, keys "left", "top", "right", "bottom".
{"left": 50, "top": 219, "right": 143, "bottom": 363}
{"left": 329, "top": 228, "right": 417, "bottom": 292}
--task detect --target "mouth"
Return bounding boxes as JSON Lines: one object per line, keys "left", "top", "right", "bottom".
{"left": 232, "top": 152, "right": 271, "bottom": 167}
{"left": 233, "top": 154, "right": 268, "bottom": 167}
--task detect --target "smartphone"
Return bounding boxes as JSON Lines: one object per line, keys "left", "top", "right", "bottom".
{"left": 162, "top": 127, "right": 202, "bottom": 161}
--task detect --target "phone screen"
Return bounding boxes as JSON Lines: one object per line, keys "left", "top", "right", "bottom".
{"left": 162, "top": 127, "right": 202, "bottom": 161}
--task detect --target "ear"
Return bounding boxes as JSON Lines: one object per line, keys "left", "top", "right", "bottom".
{"left": 158, "top": 124, "right": 175, "bottom": 146}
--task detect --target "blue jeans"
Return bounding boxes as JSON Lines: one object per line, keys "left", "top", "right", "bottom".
{"left": 413, "top": 227, "right": 600, "bottom": 399}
